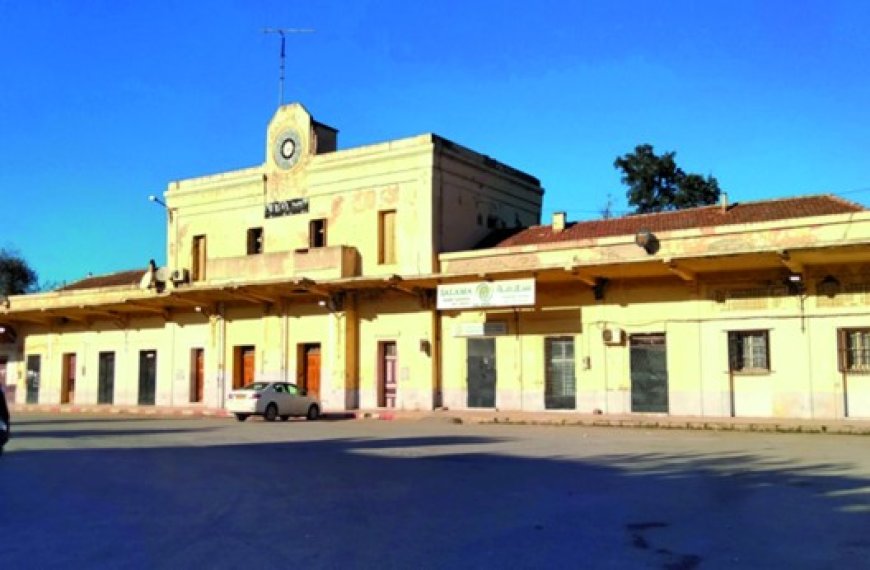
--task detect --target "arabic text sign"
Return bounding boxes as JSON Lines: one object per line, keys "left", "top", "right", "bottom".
{"left": 437, "top": 278, "right": 535, "bottom": 309}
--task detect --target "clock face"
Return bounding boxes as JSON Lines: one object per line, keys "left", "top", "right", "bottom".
{"left": 273, "top": 129, "right": 302, "bottom": 169}
{"left": 280, "top": 138, "right": 296, "bottom": 160}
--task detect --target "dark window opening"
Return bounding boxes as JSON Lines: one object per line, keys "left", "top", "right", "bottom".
{"left": 309, "top": 219, "right": 327, "bottom": 248}
{"left": 247, "top": 227, "right": 264, "bottom": 254}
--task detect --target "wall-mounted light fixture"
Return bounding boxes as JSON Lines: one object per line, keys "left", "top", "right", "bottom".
{"left": 784, "top": 273, "right": 805, "bottom": 295}
{"left": 195, "top": 306, "right": 219, "bottom": 319}
{"left": 817, "top": 275, "right": 841, "bottom": 298}
{"left": 148, "top": 194, "right": 174, "bottom": 221}
{"left": 318, "top": 293, "right": 345, "bottom": 312}
{"left": 592, "top": 277, "right": 609, "bottom": 301}
{"left": 634, "top": 228, "right": 659, "bottom": 254}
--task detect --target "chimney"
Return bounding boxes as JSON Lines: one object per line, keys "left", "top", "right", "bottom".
{"left": 552, "top": 211, "right": 566, "bottom": 233}
{"left": 720, "top": 192, "right": 729, "bottom": 211}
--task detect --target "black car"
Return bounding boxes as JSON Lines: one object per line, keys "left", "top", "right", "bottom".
{"left": 0, "top": 386, "right": 9, "bottom": 455}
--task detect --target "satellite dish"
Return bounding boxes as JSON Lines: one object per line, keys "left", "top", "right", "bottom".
{"left": 139, "top": 271, "right": 155, "bottom": 290}
{"left": 155, "top": 267, "right": 171, "bottom": 283}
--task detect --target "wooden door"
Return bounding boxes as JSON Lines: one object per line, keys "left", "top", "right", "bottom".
{"left": 234, "top": 346, "right": 255, "bottom": 389}
{"left": 190, "top": 348, "right": 204, "bottom": 403}
{"left": 379, "top": 341, "right": 397, "bottom": 408}
{"left": 61, "top": 353, "right": 77, "bottom": 404}
{"left": 301, "top": 344, "right": 321, "bottom": 398}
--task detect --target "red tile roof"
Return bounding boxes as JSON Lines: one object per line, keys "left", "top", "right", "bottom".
{"left": 494, "top": 195, "right": 864, "bottom": 248}
{"left": 58, "top": 269, "right": 147, "bottom": 291}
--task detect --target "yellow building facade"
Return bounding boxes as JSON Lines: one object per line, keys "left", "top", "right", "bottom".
{"left": 3, "top": 103, "right": 870, "bottom": 421}
{"left": 0, "top": 103, "right": 542, "bottom": 413}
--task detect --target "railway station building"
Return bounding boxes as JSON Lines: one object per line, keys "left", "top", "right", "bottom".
{"left": 3, "top": 102, "right": 870, "bottom": 421}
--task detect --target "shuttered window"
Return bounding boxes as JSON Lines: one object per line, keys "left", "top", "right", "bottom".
{"left": 379, "top": 210, "right": 397, "bottom": 265}
{"left": 192, "top": 235, "right": 206, "bottom": 281}
{"left": 727, "top": 330, "right": 770, "bottom": 373}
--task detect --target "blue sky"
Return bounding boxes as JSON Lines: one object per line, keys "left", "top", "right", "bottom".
{"left": 2, "top": 0, "right": 869, "bottom": 286}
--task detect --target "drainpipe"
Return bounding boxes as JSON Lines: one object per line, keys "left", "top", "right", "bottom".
{"left": 728, "top": 367, "right": 735, "bottom": 418}
{"left": 281, "top": 300, "right": 289, "bottom": 382}
{"left": 169, "top": 321, "right": 176, "bottom": 408}
{"left": 217, "top": 303, "right": 226, "bottom": 409}
{"left": 841, "top": 368, "right": 849, "bottom": 418}
{"left": 514, "top": 309, "right": 523, "bottom": 410}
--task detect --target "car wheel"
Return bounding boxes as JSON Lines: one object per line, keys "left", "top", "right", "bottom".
{"left": 280, "top": 415, "right": 290, "bottom": 422}
{"left": 264, "top": 404, "right": 278, "bottom": 422}
{"left": 235, "top": 414, "right": 249, "bottom": 422}
{"left": 306, "top": 404, "right": 320, "bottom": 421}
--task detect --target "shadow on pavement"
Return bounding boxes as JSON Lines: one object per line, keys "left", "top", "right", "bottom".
{"left": 1, "top": 423, "right": 868, "bottom": 569}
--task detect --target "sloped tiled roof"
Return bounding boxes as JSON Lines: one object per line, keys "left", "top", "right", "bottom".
{"left": 58, "top": 269, "right": 146, "bottom": 292}
{"left": 494, "top": 195, "right": 864, "bottom": 248}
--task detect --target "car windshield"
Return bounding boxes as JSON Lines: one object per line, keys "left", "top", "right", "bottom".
{"left": 240, "top": 382, "right": 270, "bottom": 392}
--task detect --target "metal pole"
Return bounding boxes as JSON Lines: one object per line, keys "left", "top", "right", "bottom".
{"left": 263, "top": 28, "right": 315, "bottom": 106}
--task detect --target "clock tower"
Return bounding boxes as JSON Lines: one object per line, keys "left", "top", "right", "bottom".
{"left": 264, "top": 103, "right": 337, "bottom": 200}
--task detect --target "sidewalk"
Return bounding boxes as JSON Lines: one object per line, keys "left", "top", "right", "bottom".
{"left": 11, "top": 403, "right": 870, "bottom": 435}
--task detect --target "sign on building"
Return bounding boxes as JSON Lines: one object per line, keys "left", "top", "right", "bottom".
{"left": 453, "top": 322, "right": 509, "bottom": 337}
{"left": 437, "top": 278, "right": 535, "bottom": 310}
{"left": 265, "top": 198, "right": 309, "bottom": 218}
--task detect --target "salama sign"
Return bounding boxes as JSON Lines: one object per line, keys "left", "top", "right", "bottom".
{"left": 436, "top": 278, "right": 535, "bottom": 310}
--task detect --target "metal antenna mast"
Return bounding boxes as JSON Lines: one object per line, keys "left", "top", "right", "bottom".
{"left": 263, "top": 27, "right": 315, "bottom": 106}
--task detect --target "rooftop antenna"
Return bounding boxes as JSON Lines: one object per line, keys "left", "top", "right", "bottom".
{"left": 263, "top": 27, "right": 315, "bottom": 107}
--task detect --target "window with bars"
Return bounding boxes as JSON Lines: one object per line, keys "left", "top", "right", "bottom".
{"left": 727, "top": 330, "right": 770, "bottom": 373}
{"left": 545, "top": 337, "right": 576, "bottom": 409}
{"left": 838, "top": 329, "right": 870, "bottom": 373}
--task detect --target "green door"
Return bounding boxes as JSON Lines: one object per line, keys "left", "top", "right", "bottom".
{"left": 98, "top": 352, "right": 115, "bottom": 405}
{"left": 467, "top": 338, "right": 496, "bottom": 408}
{"left": 138, "top": 350, "right": 157, "bottom": 406}
{"left": 25, "top": 355, "right": 40, "bottom": 404}
{"left": 630, "top": 334, "right": 668, "bottom": 413}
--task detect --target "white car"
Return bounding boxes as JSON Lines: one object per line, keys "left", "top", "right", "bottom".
{"left": 226, "top": 382, "right": 321, "bottom": 422}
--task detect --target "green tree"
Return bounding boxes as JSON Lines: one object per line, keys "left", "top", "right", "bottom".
{"left": 0, "top": 249, "right": 38, "bottom": 296}
{"left": 614, "top": 144, "right": 721, "bottom": 214}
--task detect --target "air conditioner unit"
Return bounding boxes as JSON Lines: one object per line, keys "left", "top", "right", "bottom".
{"left": 170, "top": 268, "right": 190, "bottom": 284}
{"left": 602, "top": 326, "right": 624, "bottom": 345}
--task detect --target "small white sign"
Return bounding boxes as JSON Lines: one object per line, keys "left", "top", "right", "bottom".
{"left": 437, "top": 278, "right": 535, "bottom": 310}
{"left": 453, "top": 322, "right": 509, "bottom": 337}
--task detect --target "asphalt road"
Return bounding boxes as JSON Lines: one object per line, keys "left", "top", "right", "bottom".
{"left": 1, "top": 414, "right": 869, "bottom": 569}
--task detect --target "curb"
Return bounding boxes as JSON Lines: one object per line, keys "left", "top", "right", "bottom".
{"left": 10, "top": 405, "right": 870, "bottom": 435}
